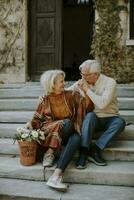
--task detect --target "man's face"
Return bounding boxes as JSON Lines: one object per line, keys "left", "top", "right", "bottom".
{"left": 80, "top": 67, "right": 98, "bottom": 85}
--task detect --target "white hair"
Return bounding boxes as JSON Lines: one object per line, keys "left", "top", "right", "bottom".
{"left": 79, "top": 59, "right": 101, "bottom": 73}
{"left": 40, "top": 70, "right": 65, "bottom": 95}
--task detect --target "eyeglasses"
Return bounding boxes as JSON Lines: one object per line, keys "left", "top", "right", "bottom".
{"left": 80, "top": 72, "right": 94, "bottom": 77}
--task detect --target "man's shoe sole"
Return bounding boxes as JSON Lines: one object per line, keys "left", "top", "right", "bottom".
{"left": 46, "top": 182, "right": 68, "bottom": 192}
{"left": 88, "top": 156, "right": 107, "bottom": 166}
{"left": 76, "top": 165, "right": 87, "bottom": 169}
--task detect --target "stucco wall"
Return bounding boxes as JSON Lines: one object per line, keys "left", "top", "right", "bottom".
{"left": 0, "top": 0, "right": 27, "bottom": 83}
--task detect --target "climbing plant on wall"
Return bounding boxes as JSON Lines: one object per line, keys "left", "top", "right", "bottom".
{"left": 91, "top": 0, "right": 131, "bottom": 82}
{"left": 0, "top": 0, "right": 24, "bottom": 71}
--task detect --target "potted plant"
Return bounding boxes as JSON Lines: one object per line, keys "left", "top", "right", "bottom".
{"left": 14, "top": 127, "right": 45, "bottom": 166}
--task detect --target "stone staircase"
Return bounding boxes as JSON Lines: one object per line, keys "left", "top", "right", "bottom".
{"left": 0, "top": 82, "right": 134, "bottom": 200}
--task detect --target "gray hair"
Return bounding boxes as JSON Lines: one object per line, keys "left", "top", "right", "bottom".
{"left": 40, "top": 70, "right": 65, "bottom": 95}
{"left": 79, "top": 59, "right": 101, "bottom": 73}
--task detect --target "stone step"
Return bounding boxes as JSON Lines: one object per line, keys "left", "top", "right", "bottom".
{"left": 0, "top": 84, "right": 134, "bottom": 98}
{"left": 119, "top": 110, "right": 134, "bottom": 123}
{"left": 0, "top": 98, "right": 39, "bottom": 111}
{"left": 118, "top": 97, "right": 134, "bottom": 110}
{"left": 0, "top": 110, "right": 134, "bottom": 123}
{"left": 117, "top": 86, "right": 134, "bottom": 97}
{"left": 0, "top": 178, "right": 134, "bottom": 200}
{"left": 0, "top": 139, "right": 134, "bottom": 161}
{"left": 0, "top": 88, "right": 43, "bottom": 99}
{"left": 0, "top": 123, "right": 133, "bottom": 139}
{"left": 0, "top": 97, "right": 134, "bottom": 111}
{"left": 0, "top": 157, "right": 44, "bottom": 181}
{"left": 102, "top": 140, "right": 134, "bottom": 161}
{"left": 45, "top": 161, "right": 134, "bottom": 186}
{"left": 0, "top": 157, "right": 134, "bottom": 186}
{"left": 0, "top": 111, "right": 33, "bottom": 123}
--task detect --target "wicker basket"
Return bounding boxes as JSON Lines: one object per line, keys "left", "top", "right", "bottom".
{"left": 18, "top": 140, "right": 37, "bottom": 166}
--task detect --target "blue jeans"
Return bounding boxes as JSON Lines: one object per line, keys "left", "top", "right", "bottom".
{"left": 56, "top": 119, "right": 80, "bottom": 171}
{"left": 81, "top": 112, "right": 126, "bottom": 150}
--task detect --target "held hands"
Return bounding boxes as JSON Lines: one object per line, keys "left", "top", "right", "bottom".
{"left": 78, "top": 79, "right": 89, "bottom": 94}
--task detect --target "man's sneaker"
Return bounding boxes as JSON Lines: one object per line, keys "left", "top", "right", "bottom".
{"left": 46, "top": 175, "right": 68, "bottom": 192}
{"left": 88, "top": 151, "right": 107, "bottom": 166}
{"left": 43, "top": 153, "right": 55, "bottom": 167}
{"left": 75, "top": 153, "right": 87, "bottom": 169}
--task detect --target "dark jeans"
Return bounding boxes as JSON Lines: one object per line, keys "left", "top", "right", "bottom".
{"left": 81, "top": 112, "right": 126, "bottom": 150}
{"left": 56, "top": 119, "right": 80, "bottom": 171}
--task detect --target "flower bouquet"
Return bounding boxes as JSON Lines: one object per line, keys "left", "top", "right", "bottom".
{"left": 14, "top": 127, "right": 45, "bottom": 166}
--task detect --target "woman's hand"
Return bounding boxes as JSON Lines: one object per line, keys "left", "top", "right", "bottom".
{"left": 26, "top": 122, "right": 33, "bottom": 130}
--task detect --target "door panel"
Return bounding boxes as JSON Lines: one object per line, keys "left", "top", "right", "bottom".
{"left": 29, "top": 0, "right": 62, "bottom": 80}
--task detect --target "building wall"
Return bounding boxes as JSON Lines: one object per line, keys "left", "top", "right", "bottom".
{"left": 0, "top": 0, "right": 133, "bottom": 83}
{"left": 0, "top": 0, "right": 27, "bottom": 83}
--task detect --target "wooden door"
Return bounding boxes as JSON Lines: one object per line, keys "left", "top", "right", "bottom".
{"left": 28, "top": 0, "right": 62, "bottom": 80}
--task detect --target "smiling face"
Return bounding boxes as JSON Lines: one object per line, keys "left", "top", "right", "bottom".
{"left": 53, "top": 74, "right": 65, "bottom": 94}
{"left": 81, "top": 66, "right": 100, "bottom": 85}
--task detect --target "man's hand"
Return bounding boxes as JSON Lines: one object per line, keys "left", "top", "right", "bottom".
{"left": 78, "top": 79, "right": 89, "bottom": 93}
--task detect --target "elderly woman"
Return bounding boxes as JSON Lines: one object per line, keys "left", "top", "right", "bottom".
{"left": 27, "top": 69, "right": 93, "bottom": 191}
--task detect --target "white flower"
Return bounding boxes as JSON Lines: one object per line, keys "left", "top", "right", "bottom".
{"left": 16, "top": 127, "right": 25, "bottom": 134}
{"left": 14, "top": 126, "right": 45, "bottom": 143}
{"left": 31, "top": 130, "right": 38, "bottom": 138}
{"left": 21, "top": 133, "right": 29, "bottom": 139}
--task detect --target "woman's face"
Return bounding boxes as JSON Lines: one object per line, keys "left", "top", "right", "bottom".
{"left": 53, "top": 74, "right": 65, "bottom": 94}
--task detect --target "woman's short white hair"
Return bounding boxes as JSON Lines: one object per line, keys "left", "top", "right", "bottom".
{"left": 40, "top": 70, "right": 65, "bottom": 95}
{"left": 79, "top": 59, "right": 101, "bottom": 73}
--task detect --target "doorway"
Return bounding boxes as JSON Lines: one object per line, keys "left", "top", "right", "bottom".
{"left": 28, "top": 0, "right": 94, "bottom": 81}
{"left": 62, "top": 0, "right": 94, "bottom": 80}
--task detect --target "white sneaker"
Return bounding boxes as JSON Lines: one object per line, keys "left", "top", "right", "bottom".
{"left": 46, "top": 175, "right": 68, "bottom": 192}
{"left": 43, "top": 153, "right": 55, "bottom": 167}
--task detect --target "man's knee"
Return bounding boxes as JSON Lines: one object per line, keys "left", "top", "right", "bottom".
{"left": 117, "top": 117, "right": 126, "bottom": 131}
{"left": 112, "top": 117, "right": 126, "bottom": 132}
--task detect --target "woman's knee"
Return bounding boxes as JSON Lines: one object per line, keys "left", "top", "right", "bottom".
{"left": 71, "top": 133, "right": 81, "bottom": 145}
{"left": 63, "top": 118, "right": 73, "bottom": 127}
{"left": 62, "top": 119, "right": 74, "bottom": 132}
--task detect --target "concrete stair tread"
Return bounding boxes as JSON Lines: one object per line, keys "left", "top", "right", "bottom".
{"left": 0, "top": 157, "right": 44, "bottom": 181}
{"left": 0, "top": 123, "right": 26, "bottom": 138}
{"left": 0, "top": 110, "right": 134, "bottom": 123}
{"left": 0, "top": 98, "right": 39, "bottom": 111}
{"left": 0, "top": 138, "right": 134, "bottom": 157}
{"left": 0, "top": 123, "right": 134, "bottom": 139}
{"left": 0, "top": 111, "right": 33, "bottom": 122}
{"left": 0, "top": 97, "right": 134, "bottom": 110}
{"left": 45, "top": 160, "right": 134, "bottom": 186}
{"left": 0, "top": 178, "right": 134, "bottom": 200}
{"left": 0, "top": 156, "right": 134, "bottom": 186}
{"left": 0, "top": 83, "right": 134, "bottom": 98}
{"left": 106, "top": 140, "right": 134, "bottom": 151}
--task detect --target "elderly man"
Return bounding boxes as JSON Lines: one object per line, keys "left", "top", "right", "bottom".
{"left": 68, "top": 60, "right": 126, "bottom": 168}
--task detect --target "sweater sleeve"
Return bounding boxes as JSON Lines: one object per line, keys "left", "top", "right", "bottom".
{"left": 30, "top": 97, "right": 45, "bottom": 129}
{"left": 86, "top": 79, "right": 116, "bottom": 109}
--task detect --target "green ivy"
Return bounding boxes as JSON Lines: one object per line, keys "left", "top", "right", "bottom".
{"left": 91, "top": 0, "right": 130, "bottom": 82}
